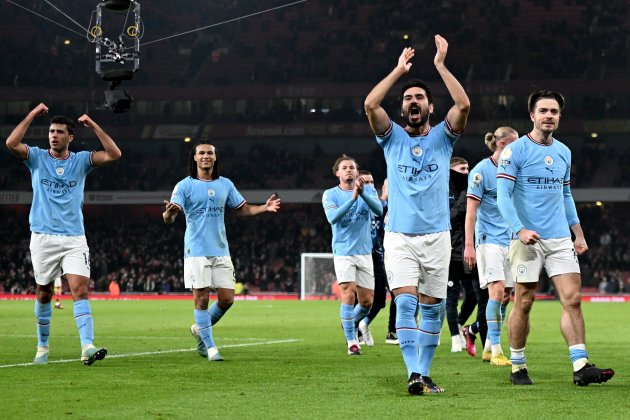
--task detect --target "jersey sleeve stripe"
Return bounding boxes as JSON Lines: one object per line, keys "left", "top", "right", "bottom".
{"left": 89, "top": 151, "right": 95, "bottom": 167}
{"left": 23, "top": 145, "right": 30, "bottom": 161}
{"left": 466, "top": 193, "right": 482, "bottom": 201}
{"left": 377, "top": 120, "right": 393, "bottom": 137}
{"left": 234, "top": 200, "right": 246, "bottom": 210}
{"left": 497, "top": 173, "right": 516, "bottom": 181}
{"left": 444, "top": 118, "right": 464, "bottom": 136}
{"left": 563, "top": 180, "right": 571, "bottom": 185}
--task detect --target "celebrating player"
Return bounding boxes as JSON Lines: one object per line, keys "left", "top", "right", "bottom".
{"left": 163, "top": 140, "right": 280, "bottom": 362}
{"left": 464, "top": 127, "right": 518, "bottom": 366}
{"left": 6, "top": 103, "right": 121, "bottom": 365}
{"left": 364, "top": 35, "right": 470, "bottom": 394}
{"left": 322, "top": 156, "right": 383, "bottom": 355}
{"left": 497, "top": 91, "right": 614, "bottom": 386}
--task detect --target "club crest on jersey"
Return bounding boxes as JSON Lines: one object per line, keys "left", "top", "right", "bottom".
{"left": 207, "top": 189, "right": 215, "bottom": 197}
{"left": 500, "top": 148, "right": 512, "bottom": 160}
{"left": 411, "top": 146, "right": 423, "bottom": 157}
{"left": 544, "top": 156, "right": 554, "bottom": 166}
{"left": 472, "top": 173, "right": 482, "bottom": 186}
{"left": 55, "top": 167, "right": 65, "bottom": 176}
{"left": 487, "top": 267, "right": 495, "bottom": 277}
{"left": 517, "top": 264, "right": 527, "bottom": 276}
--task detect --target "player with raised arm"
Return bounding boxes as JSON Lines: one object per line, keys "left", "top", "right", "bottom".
{"left": 364, "top": 35, "right": 470, "bottom": 394}
{"left": 6, "top": 103, "right": 121, "bottom": 365}
{"left": 464, "top": 127, "right": 518, "bottom": 366}
{"left": 322, "top": 156, "right": 383, "bottom": 355}
{"left": 163, "top": 140, "right": 280, "bottom": 362}
{"left": 496, "top": 91, "right": 614, "bottom": 386}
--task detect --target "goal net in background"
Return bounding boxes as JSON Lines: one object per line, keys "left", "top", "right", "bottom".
{"left": 300, "top": 253, "right": 335, "bottom": 300}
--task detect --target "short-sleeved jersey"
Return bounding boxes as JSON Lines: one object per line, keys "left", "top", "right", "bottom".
{"left": 23, "top": 146, "right": 94, "bottom": 235}
{"left": 322, "top": 186, "right": 380, "bottom": 256}
{"left": 496, "top": 134, "right": 574, "bottom": 239}
{"left": 376, "top": 119, "right": 459, "bottom": 234}
{"left": 170, "top": 176, "right": 245, "bottom": 257}
{"left": 466, "top": 156, "right": 510, "bottom": 246}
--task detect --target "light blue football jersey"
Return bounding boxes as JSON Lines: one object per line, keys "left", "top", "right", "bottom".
{"left": 466, "top": 156, "right": 510, "bottom": 246}
{"left": 376, "top": 119, "right": 459, "bottom": 234}
{"left": 496, "top": 134, "right": 579, "bottom": 239}
{"left": 322, "top": 185, "right": 382, "bottom": 256}
{"left": 170, "top": 176, "right": 245, "bottom": 257}
{"left": 23, "top": 146, "right": 94, "bottom": 235}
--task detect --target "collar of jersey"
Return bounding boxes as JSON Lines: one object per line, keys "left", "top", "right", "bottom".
{"left": 489, "top": 156, "right": 498, "bottom": 167}
{"left": 48, "top": 149, "right": 70, "bottom": 160}
{"left": 406, "top": 125, "right": 431, "bottom": 137}
{"left": 527, "top": 133, "right": 553, "bottom": 146}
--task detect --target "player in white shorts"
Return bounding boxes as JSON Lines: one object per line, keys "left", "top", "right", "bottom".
{"left": 164, "top": 140, "right": 280, "bottom": 361}
{"left": 497, "top": 90, "right": 614, "bottom": 386}
{"left": 465, "top": 126, "right": 518, "bottom": 366}
{"left": 364, "top": 35, "right": 470, "bottom": 394}
{"left": 323, "top": 156, "right": 382, "bottom": 356}
{"left": 6, "top": 103, "right": 121, "bottom": 366}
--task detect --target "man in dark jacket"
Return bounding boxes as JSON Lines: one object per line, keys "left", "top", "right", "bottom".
{"left": 443, "top": 157, "right": 488, "bottom": 356}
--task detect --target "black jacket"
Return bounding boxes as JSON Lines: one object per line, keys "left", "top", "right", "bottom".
{"left": 449, "top": 170, "right": 468, "bottom": 261}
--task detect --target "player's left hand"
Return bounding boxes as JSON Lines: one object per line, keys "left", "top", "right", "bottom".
{"left": 355, "top": 176, "right": 365, "bottom": 194}
{"left": 574, "top": 237, "right": 588, "bottom": 255}
{"left": 434, "top": 34, "right": 448, "bottom": 67}
{"left": 265, "top": 194, "right": 281, "bottom": 213}
{"left": 78, "top": 114, "right": 97, "bottom": 129}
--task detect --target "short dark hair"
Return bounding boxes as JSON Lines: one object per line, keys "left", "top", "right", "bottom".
{"left": 527, "top": 90, "right": 565, "bottom": 113}
{"left": 450, "top": 157, "right": 468, "bottom": 168}
{"left": 358, "top": 169, "right": 372, "bottom": 176}
{"left": 188, "top": 140, "right": 220, "bottom": 179}
{"left": 50, "top": 116, "right": 74, "bottom": 135}
{"left": 331, "top": 154, "right": 358, "bottom": 175}
{"left": 399, "top": 79, "right": 434, "bottom": 104}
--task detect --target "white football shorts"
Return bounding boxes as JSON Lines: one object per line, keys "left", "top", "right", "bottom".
{"left": 509, "top": 237, "right": 580, "bottom": 283}
{"left": 30, "top": 233, "right": 90, "bottom": 286}
{"left": 384, "top": 231, "right": 451, "bottom": 299}
{"left": 184, "top": 256, "right": 236, "bottom": 290}
{"left": 333, "top": 254, "right": 374, "bottom": 289}
{"left": 476, "top": 243, "right": 514, "bottom": 289}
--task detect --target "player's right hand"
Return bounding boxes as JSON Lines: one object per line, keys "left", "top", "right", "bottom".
{"left": 163, "top": 200, "right": 180, "bottom": 216}
{"left": 518, "top": 229, "right": 540, "bottom": 245}
{"left": 30, "top": 103, "right": 49, "bottom": 118}
{"left": 397, "top": 47, "right": 414, "bottom": 73}
{"left": 464, "top": 245, "right": 476, "bottom": 268}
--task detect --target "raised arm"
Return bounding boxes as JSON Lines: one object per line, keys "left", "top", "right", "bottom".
{"left": 364, "top": 48, "right": 415, "bottom": 135}
{"left": 78, "top": 115, "right": 122, "bottom": 167}
{"left": 234, "top": 194, "right": 281, "bottom": 217}
{"left": 6, "top": 103, "right": 49, "bottom": 160}
{"left": 433, "top": 35, "right": 470, "bottom": 134}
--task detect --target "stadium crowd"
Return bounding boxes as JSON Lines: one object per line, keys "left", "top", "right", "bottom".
{"left": 0, "top": 205, "right": 332, "bottom": 295}
{"left": 1, "top": 135, "right": 627, "bottom": 191}
{"left": 1, "top": 0, "right": 627, "bottom": 88}
{"left": 1, "top": 202, "right": 629, "bottom": 296}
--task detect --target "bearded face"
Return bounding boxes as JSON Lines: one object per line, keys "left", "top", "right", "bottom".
{"left": 401, "top": 87, "right": 432, "bottom": 129}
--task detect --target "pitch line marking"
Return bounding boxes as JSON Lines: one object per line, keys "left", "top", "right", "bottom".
{"left": 0, "top": 338, "right": 299, "bottom": 369}
{"left": 0, "top": 334, "right": 276, "bottom": 341}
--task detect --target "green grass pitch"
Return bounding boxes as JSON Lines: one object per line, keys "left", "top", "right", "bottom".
{"left": 0, "top": 300, "right": 627, "bottom": 419}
